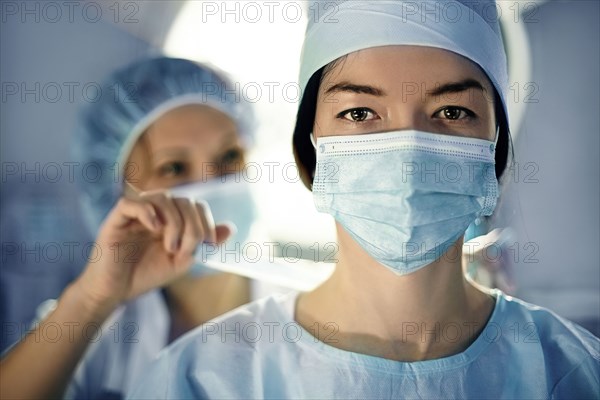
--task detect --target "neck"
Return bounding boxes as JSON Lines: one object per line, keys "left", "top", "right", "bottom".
{"left": 164, "top": 273, "right": 250, "bottom": 341}
{"left": 296, "top": 225, "right": 494, "bottom": 361}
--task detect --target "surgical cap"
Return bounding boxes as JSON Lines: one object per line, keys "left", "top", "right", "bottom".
{"left": 293, "top": 0, "right": 510, "bottom": 188}
{"left": 73, "top": 57, "right": 255, "bottom": 233}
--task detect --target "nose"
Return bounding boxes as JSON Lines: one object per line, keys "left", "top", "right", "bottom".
{"left": 387, "top": 109, "right": 432, "bottom": 133}
{"left": 188, "top": 162, "right": 218, "bottom": 183}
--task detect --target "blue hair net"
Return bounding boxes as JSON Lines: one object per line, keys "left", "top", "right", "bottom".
{"left": 73, "top": 57, "right": 255, "bottom": 233}
{"left": 299, "top": 0, "right": 508, "bottom": 121}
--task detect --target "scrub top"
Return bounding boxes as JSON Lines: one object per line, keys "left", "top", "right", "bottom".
{"left": 63, "top": 282, "right": 288, "bottom": 400}
{"left": 64, "top": 290, "right": 169, "bottom": 400}
{"left": 128, "top": 289, "right": 600, "bottom": 400}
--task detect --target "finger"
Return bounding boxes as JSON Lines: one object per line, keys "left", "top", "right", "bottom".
{"left": 194, "top": 200, "right": 217, "bottom": 244}
{"left": 142, "top": 193, "right": 183, "bottom": 254}
{"left": 173, "top": 197, "right": 204, "bottom": 258}
{"left": 106, "top": 197, "right": 162, "bottom": 233}
{"left": 215, "top": 222, "right": 236, "bottom": 244}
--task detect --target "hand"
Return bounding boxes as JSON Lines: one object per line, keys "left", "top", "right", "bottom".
{"left": 73, "top": 189, "right": 233, "bottom": 314}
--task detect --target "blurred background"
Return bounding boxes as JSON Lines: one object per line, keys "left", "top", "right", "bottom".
{"left": 1, "top": 0, "right": 599, "bottom": 351}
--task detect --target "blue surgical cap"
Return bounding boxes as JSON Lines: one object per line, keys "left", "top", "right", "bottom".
{"left": 73, "top": 57, "right": 255, "bottom": 233}
{"left": 299, "top": 0, "right": 508, "bottom": 120}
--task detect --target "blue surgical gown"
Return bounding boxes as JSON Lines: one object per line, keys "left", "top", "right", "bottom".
{"left": 128, "top": 289, "right": 600, "bottom": 399}
{"left": 65, "top": 290, "right": 170, "bottom": 399}
{"left": 63, "top": 281, "right": 287, "bottom": 399}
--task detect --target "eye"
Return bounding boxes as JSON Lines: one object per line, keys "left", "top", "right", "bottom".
{"left": 218, "top": 147, "right": 245, "bottom": 176}
{"left": 157, "top": 161, "right": 188, "bottom": 178}
{"left": 434, "top": 106, "right": 475, "bottom": 121}
{"left": 337, "top": 107, "right": 378, "bottom": 122}
{"left": 220, "top": 148, "right": 244, "bottom": 167}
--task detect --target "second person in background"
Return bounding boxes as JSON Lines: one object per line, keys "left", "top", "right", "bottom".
{"left": 1, "top": 57, "right": 272, "bottom": 400}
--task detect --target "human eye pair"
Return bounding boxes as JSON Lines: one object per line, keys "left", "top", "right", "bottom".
{"left": 156, "top": 147, "right": 244, "bottom": 179}
{"left": 336, "top": 106, "right": 476, "bottom": 123}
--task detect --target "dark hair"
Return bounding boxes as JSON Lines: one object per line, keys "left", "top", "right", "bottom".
{"left": 293, "top": 67, "right": 512, "bottom": 190}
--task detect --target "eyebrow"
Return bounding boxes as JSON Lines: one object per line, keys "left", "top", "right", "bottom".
{"left": 324, "top": 81, "right": 387, "bottom": 96}
{"left": 426, "top": 79, "right": 485, "bottom": 97}
{"left": 324, "top": 79, "right": 485, "bottom": 98}
{"left": 152, "top": 148, "right": 189, "bottom": 161}
{"left": 216, "top": 130, "right": 242, "bottom": 151}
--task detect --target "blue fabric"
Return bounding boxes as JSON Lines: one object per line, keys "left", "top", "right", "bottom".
{"left": 64, "top": 290, "right": 170, "bottom": 400}
{"left": 72, "top": 57, "right": 255, "bottom": 233}
{"left": 313, "top": 130, "right": 498, "bottom": 275}
{"left": 167, "top": 176, "right": 258, "bottom": 277}
{"left": 65, "top": 281, "right": 289, "bottom": 400}
{"left": 300, "top": 0, "right": 509, "bottom": 127}
{"left": 128, "top": 290, "right": 600, "bottom": 399}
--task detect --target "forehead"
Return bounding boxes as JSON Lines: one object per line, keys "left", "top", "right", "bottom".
{"left": 149, "top": 104, "right": 236, "bottom": 132}
{"left": 144, "top": 104, "right": 238, "bottom": 146}
{"left": 321, "top": 45, "right": 493, "bottom": 92}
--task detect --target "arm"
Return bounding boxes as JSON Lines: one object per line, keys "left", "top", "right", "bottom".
{"left": 0, "top": 282, "right": 116, "bottom": 399}
{"left": 0, "top": 192, "right": 231, "bottom": 399}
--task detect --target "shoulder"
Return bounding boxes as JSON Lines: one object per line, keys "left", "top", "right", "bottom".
{"left": 67, "top": 290, "right": 170, "bottom": 399}
{"left": 495, "top": 292, "right": 599, "bottom": 396}
{"left": 127, "top": 292, "right": 299, "bottom": 399}
{"left": 169, "top": 291, "right": 297, "bottom": 359}
{"left": 499, "top": 292, "right": 599, "bottom": 359}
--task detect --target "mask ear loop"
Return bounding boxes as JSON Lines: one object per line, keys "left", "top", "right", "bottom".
{"left": 494, "top": 125, "right": 500, "bottom": 145}
{"left": 310, "top": 132, "right": 317, "bottom": 149}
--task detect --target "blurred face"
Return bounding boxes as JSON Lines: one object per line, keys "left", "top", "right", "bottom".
{"left": 126, "top": 104, "right": 245, "bottom": 192}
{"left": 313, "top": 46, "right": 496, "bottom": 141}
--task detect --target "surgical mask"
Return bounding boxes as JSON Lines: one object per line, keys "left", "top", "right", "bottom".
{"left": 168, "top": 175, "right": 257, "bottom": 276}
{"left": 312, "top": 130, "right": 498, "bottom": 275}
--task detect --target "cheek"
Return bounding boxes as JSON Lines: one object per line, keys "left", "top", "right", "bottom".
{"left": 476, "top": 93, "right": 497, "bottom": 141}
{"left": 483, "top": 109, "right": 497, "bottom": 141}
{"left": 123, "top": 154, "right": 153, "bottom": 191}
{"left": 313, "top": 101, "right": 334, "bottom": 136}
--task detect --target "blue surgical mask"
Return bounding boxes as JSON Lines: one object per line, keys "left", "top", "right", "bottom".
{"left": 312, "top": 130, "right": 498, "bottom": 275}
{"left": 168, "top": 175, "right": 257, "bottom": 276}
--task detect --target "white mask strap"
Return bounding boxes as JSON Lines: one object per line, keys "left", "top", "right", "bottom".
{"left": 310, "top": 132, "right": 317, "bottom": 149}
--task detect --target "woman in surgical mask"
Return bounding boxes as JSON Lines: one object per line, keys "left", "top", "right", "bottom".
{"left": 0, "top": 57, "right": 264, "bottom": 399}
{"left": 129, "top": 2, "right": 599, "bottom": 399}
